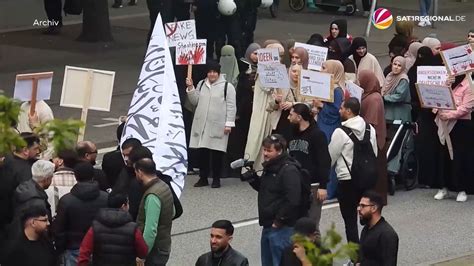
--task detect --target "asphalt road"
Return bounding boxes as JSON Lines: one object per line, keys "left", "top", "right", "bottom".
{"left": 2, "top": 1, "right": 474, "bottom": 264}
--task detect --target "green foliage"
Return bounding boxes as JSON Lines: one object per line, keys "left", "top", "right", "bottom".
{"left": 35, "top": 119, "right": 84, "bottom": 155}
{"left": 0, "top": 95, "right": 25, "bottom": 156}
{"left": 291, "top": 223, "right": 359, "bottom": 266}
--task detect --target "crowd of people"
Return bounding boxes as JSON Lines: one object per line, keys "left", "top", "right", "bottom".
{"left": 3, "top": 1, "right": 474, "bottom": 263}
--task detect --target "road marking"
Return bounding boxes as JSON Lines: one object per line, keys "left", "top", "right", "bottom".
{"left": 233, "top": 202, "right": 340, "bottom": 229}
{"left": 93, "top": 118, "right": 120, "bottom": 128}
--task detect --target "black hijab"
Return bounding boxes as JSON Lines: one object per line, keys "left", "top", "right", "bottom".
{"left": 307, "top": 33, "right": 325, "bottom": 46}
{"left": 328, "top": 37, "right": 351, "bottom": 62}
{"left": 351, "top": 37, "right": 367, "bottom": 67}
{"left": 326, "top": 19, "right": 348, "bottom": 43}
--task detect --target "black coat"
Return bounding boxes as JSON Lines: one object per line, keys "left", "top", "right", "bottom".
{"left": 13, "top": 179, "right": 51, "bottom": 222}
{"left": 101, "top": 149, "right": 125, "bottom": 188}
{"left": 53, "top": 181, "right": 108, "bottom": 252}
{"left": 249, "top": 154, "right": 302, "bottom": 227}
{"left": 195, "top": 246, "right": 249, "bottom": 266}
{"left": 113, "top": 167, "right": 143, "bottom": 221}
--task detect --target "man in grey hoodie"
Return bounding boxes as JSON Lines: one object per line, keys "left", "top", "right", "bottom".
{"left": 328, "top": 98, "right": 377, "bottom": 244}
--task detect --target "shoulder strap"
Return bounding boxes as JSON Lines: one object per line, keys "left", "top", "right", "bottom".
{"left": 363, "top": 123, "right": 371, "bottom": 142}
{"left": 340, "top": 126, "right": 359, "bottom": 144}
{"left": 224, "top": 82, "right": 228, "bottom": 101}
{"left": 198, "top": 80, "right": 205, "bottom": 91}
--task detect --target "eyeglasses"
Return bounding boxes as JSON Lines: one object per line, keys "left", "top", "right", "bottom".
{"left": 358, "top": 204, "right": 374, "bottom": 208}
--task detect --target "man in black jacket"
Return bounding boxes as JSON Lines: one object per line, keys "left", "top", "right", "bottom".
{"left": 101, "top": 122, "right": 126, "bottom": 188}
{"left": 195, "top": 220, "right": 249, "bottom": 266}
{"left": 76, "top": 141, "right": 110, "bottom": 191}
{"left": 288, "top": 103, "right": 331, "bottom": 239}
{"left": 53, "top": 162, "right": 108, "bottom": 266}
{"left": 248, "top": 134, "right": 302, "bottom": 266}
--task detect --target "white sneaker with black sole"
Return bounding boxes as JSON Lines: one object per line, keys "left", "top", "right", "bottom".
{"left": 434, "top": 188, "right": 448, "bottom": 200}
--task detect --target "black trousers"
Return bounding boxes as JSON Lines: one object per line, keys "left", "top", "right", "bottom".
{"left": 241, "top": 11, "right": 258, "bottom": 51}
{"left": 216, "top": 15, "right": 243, "bottom": 59}
{"left": 198, "top": 148, "right": 224, "bottom": 180}
{"left": 337, "top": 180, "right": 363, "bottom": 244}
{"left": 147, "top": 0, "right": 172, "bottom": 43}
{"left": 195, "top": 13, "right": 218, "bottom": 59}
{"left": 44, "top": 0, "right": 62, "bottom": 26}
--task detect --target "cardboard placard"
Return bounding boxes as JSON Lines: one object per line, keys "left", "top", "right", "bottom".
{"left": 176, "top": 39, "right": 207, "bottom": 65}
{"left": 257, "top": 48, "right": 280, "bottom": 65}
{"left": 440, "top": 44, "right": 474, "bottom": 76}
{"left": 164, "top": 19, "right": 196, "bottom": 47}
{"left": 417, "top": 66, "right": 448, "bottom": 85}
{"left": 345, "top": 81, "right": 364, "bottom": 102}
{"left": 300, "top": 69, "right": 334, "bottom": 102}
{"left": 257, "top": 63, "right": 290, "bottom": 89}
{"left": 61, "top": 66, "right": 115, "bottom": 112}
{"left": 294, "top": 42, "right": 328, "bottom": 71}
{"left": 13, "top": 72, "right": 54, "bottom": 116}
{"left": 415, "top": 83, "right": 456, "bottom": 110}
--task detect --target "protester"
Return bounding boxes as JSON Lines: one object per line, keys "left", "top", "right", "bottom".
{"left": 422, "top": 37, "right": 442, "bottom": 56}
{"left": 324, "top": 19, "right": 353, "bottom": 44}
{"left": 194, "top": 0, "right": 219, "bottom": 59}
{"left": 146, "top": 0, "right": 172, "bottom": 42}
{"left": 327, "top": 37, "right": 356, "bottom": 82}
{"left": 76, "top": 141, "right": 110, "bottom": 191}
{"left": 14, "top": 160, "right": 55, "bottom": 222}
{"left": 314, "top": 60, "right": 346, "bottom": 200}
{"left": 186, "top": 61, "right": 237, "bottom": 188}
{"left": 42, "top": 0, "right": 62, "bottom": 35}
{"left": 17, "top": 100, "right": 54, "bottom": 133}
{"left": 404, "top": 42, "right": 423, "bottom": 72}
{"left": 307, "top": 33, "right": 325, "bottom": 47}
{"left": 435, "top": 74, "right": 474, "bottom": 202}
{"left": 418, "top": 0, "right": 433, "bottom": 27}
{"left": 358, "top": 191, "right": 399, "bottom": 265}
{"left": 51, "top": 149, "right": 78, "bottom": 187}
{"left": 349, "top": 37, "right": 385, "bottom": 86}
{"left": 291, "top": 47, "right": 309, "bottom": 69}
{"left": 220, "top": 45, "right": 240, "bottom": 87}
{"left": 215, "top": 6, "right": 243, "bottom": 59}
{"left": 101, "top": 121, "right": 126, "bottom": 187}
{"left": 135, "top": 158, "right": 174, "bottom": 266}
{"left": 468, "top": 29, "right": 474, "bottom": 44}
{"left": 77, "top": 193, "right": 148, "bottom": 266}
{"left": 388, "top": 21, "right": 416, "bottom": 58}
{"left": 195, "top": 220, "right": 249, "bottom": 266}
{"left": 1, "top": 133, "right": 41, "bottom": 228}
{"left": 53, "top": 162, "right": 108, "bottom": 265}
{"left": 240, "top": 0, "right": 260, "bottom": 51}
{"left": 289, "top": 64, "right": 308, "bottom": 104}
{"left": 382, "top": 56, "right": 412, "bottom": 122}
{"left": 328, "top": 98, "right": 377, "bottom": 243}
{"left": 287, "top": 103, "right": 331, "bottom": 237}
{"left": 359, "top": 70, "right": 388, "bottom": 205}
{"left": 2, "top": 205, "right": 56, "bottom": 266}
{"left": 247, "top": 134, "right": 302, "bottom": 266}
{"left": 283, "top": 39, "right": 296, "bottom": 67}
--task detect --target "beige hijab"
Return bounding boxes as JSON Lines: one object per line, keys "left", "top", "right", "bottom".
{"left": 382, "top": 56, "right": 409, "bottom": 95}
{"left": 405, "top": 42, "right": 423, "bottom": 71}
{"left": 323, "top": 60, "right": 346, "bottom": 90}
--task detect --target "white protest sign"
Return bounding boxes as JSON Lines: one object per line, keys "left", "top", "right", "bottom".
{"left": 257, "top": 63, "right": 290, "bottom": 89}
{"left": 415, "top": 83, "right": 456, "bottom": 110}
{"left": 345, "top": 81, "right": 364, "bottom": 102}
{"left": 14, "top": 73, "right": 53, "bottom": 102}
{"left": 176, "top": 39, "right": 207, "bottom": 65}
{"left": 164, "top": 19, "right": 196, "bottom": 47}
{"left": 257, "top": 48, "right": 280, "bottom": 65}
{"left": 417, "top": 66, "right": 448, "bottom": 85}
{"left": 300, "top": 69, "right": 334, "bottom": 102}
{"left": 294, "top": 42, "right": 328, "bottom": 71}
{"left": 440, "top": 44, "right": 474, "bottom": 75}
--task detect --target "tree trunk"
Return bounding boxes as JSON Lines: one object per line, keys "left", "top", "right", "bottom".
{"left": 77, "top": 0, "right": 113, "bottom": 42}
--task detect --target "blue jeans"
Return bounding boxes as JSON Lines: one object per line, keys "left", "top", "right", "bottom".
{"left": 261, "top": 226, "right": 293, "bottom": 266}
{"left": 419, "top": 0, "right": 432, "bottom": 16}
{"left": 64, "top": 249, "right": 80, "bottom": 266}
{"left": 327, "top": 167, "right": 338, "bottom": 200}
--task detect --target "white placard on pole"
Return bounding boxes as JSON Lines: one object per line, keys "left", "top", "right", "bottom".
{"left": 164, "top": 19, "right": 196, "bottom": 47}
{"left": 176, "top": 39, "right": 207, "bottom": 65}
{"left": 257, "top": 63, "right": 291, "bottom": 89}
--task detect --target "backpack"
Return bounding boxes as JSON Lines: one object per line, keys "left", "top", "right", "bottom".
{"left": 63, "top": 0, "right": 82, "bottom": 15}
{"left": 340, "top": 123, "right": 378, "bottom": 190}
{"left": 278, "top": 161, "right": 312, "bottom": 218}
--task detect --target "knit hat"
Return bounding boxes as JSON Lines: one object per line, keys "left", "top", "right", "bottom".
{"left": 206, "top": 60, "right": 221, "bottom": 74}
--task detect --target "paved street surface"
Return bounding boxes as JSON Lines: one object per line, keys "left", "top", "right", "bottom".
{"left": 2, "top": 0, "right": 474, "bottom": 264}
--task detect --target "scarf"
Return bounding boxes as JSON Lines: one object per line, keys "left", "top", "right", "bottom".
{"left": 323, "top": 60, "right": 346, "bottom": 90}
{"left": 382, "top": 56, "right": 409, "bottom": 96}
{"left": 359, "top": 70, "right": 381, "bottom": 99}
{"left": 351, "top": 37, "right": 368, "bottom": 67}
{"left": 405, "top": 42, "right": 423, "bottom": 71}
{"left": 245, "top": 43, "right": 261, "bottom": 64}
{"left": 292, "top": 47, "right": 309, "bottom": 69}
{"left": 219, "top": 45, "right": 240, "bottom": 87}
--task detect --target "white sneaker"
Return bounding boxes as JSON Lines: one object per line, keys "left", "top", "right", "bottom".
{"left": 418, "top": 20, "right": 426, "bottom": 27}
{"left": 425, "top": 20, "right": 432, "bottom": 26}
{"left": 456, "top": 191, "right": 467, "bottom": 202}
{"left": 434, "top": 188, "right": 448, "bottom": 200}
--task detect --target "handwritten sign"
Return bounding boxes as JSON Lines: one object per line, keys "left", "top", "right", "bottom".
{"left": 165, "top": 19, "right": 196, "bottom": 47}
{"left": 415, "top": 83, "right": 456, "bottom": 110}
{"left": 300, "top": 69, "right": 334, "bottom": 102}
{"left": 257, "top": 63, "right": 290, "bottom": 89}
{"left": 257, "top": 48, "right": 280, "bottom": 65}
{"left": 440, "top": 44, "right": 474, "bottom": 75}
{"left": 176, "top": 39, "right": 207, "bottom": 65}
{"left": 417, "top": 66, "right": 448, "bottom": 85}
{"left": 345, "top": 81, "right": 364, "bottom": 102}
{"left": 294, "top": 42, "right": 328, "bottom": 71}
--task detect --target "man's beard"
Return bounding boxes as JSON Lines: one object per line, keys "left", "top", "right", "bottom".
{"left": 90, "top": 160, "right": 96, "bottom": 166}
{"left": 359, "top": 215, "right": 370, "bottom": 226}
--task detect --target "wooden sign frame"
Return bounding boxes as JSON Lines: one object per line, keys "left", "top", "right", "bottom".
{"left": 415, "top": 83, "right": 457, "bottom": 110}
{"left": 299, "top": 70, "right": 335, "bottom": 103}
{"left": 15, "top": 72, "right": 54, "bottom": 116}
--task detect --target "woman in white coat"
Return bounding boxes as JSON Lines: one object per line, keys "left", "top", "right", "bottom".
{"left": 186, "top": 61, "right": 237, "bottom": 188}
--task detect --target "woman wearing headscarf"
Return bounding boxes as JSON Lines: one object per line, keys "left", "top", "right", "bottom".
{"left": 307, "top": 33, "right": 325, "bottom": 47}
{"left": 219, "top": 45, "right": 240, "bottom": 88}
{"left": 312, "top": 60, "right": 346, "bottom": 199}
{"left": 186, "top": 61, "right": 237, "bottom": 188}
{"left": 283, "top": 39, "right": 296, "bottom": 68}
{"left": 328, "top": 37, "right": 356, "bottom": 82}
{"left": 434, "top": 74, "right": 474, "bottom": 202}
{"left": 244, "top": 40, "right": 287, "bottom": 171}
{"left": 324, "top": 19, "right": 353, "bottom": 45}
{"left": 226, "top": 43, "right": 260, "bottom": 171}
{"left": 404, "top": 42, "right": 423, "bottom": 72}
{"left": 291, "top": 47, "right": 309, "bottom": 70}
{"left": 388, "top": 21, "right": 416, "bottom": 58}
{"left": 349, "top": 37, "right": 385, "bottom": 87}
{"left": 382, "top": 56, "right": 411, "bottom": 122}
{"left": 359, "top": 70, "right": 388, "bottom": 205}
{"left": 422, "top": 37, "right": 442, "bottom": 56}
